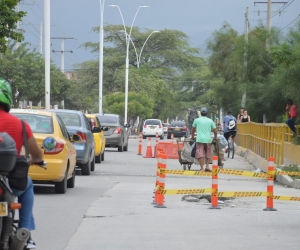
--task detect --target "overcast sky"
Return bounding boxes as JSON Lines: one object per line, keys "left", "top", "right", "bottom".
{"left": 19, "top": 0, "right": 300, "bottom": 71}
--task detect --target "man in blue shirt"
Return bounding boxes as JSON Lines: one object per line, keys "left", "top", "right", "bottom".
{"left": 191, "top": 108, "right": 218, "bottom": 172}
{"left": 223, "top": 110, "right": 237, "bottom": 145}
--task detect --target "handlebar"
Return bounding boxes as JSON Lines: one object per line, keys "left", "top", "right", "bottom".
{"left": 31, "top": 161, "right": 47, "bottom": 169}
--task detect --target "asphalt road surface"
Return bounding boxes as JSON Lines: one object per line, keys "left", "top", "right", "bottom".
{"left": 31, "top": 136, "right": 300, "bottom": 250}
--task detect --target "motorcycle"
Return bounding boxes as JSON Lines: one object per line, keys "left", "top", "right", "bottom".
{"left": 0, "top": 132, "right": 47, "bottom": 250}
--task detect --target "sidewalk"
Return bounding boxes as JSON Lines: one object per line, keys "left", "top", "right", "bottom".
{"left": 64, "top": 154, "right": 300, "bottom": 250}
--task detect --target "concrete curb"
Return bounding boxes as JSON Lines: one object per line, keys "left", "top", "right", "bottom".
{"left": 236, "top": 146, "right": 300, "bottom": 189}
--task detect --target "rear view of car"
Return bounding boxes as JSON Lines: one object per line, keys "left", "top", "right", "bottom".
{"left": 167, "top": 121, "right": 190, "bottom": 139}
{"left": 142, "top": 119, "right": 164, "bottom": 139}
{"left": 95, "top": 114, "right": 129, "bottom": 152}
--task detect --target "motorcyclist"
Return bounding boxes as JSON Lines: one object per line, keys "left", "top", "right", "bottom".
{"left": 0, "top": 78, "right": 43, "bottom": 249}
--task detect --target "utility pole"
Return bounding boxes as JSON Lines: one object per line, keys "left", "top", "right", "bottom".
{"left": 45, "top": 0, "right": 50, "bottom": 109}
{"left": 242, "top": 7, "right": 249, "bottom": 109}
{"left": 40, "top": 23, "right": 43, "bottom": 55}
{"left": 51, "top": 37, "right": 74, "bottom": 73}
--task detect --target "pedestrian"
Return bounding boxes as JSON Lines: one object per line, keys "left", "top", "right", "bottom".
{"left": 285, "top": 99, "right": 298, "bottom": 138}
{"left": 191, "top": 108, "right": 218, "bottom": 172}
{"left": 240, "top": 110, "right": 251, "bottom": 123}
{"left": 223, "top": 110, "right": 237, "bottom": 152}
{"left": 237, "top": 107, "right": 245, "bottom": 123}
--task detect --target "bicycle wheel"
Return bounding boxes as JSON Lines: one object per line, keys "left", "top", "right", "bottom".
{"left": 227, "top": 139, "right": 231, "bottom": 158}
{"left": 228, "top": 138, "right": 234, "bottom": 159}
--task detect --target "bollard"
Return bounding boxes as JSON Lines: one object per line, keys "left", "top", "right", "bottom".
{"left": 154, "top": 132, "right": 159, "bottom": 158}
{"left": 263, "top": 157, "right": 277, "bottom": 211}
{"left": 171, "top": 133, "right": 174, "bottom": 140}
{"left": 137, "top": 132, "right": 143, "bottom": 155}
{"left": 209, "top": 156, "right": 221, "bottom": 209}
{"left": 152, "top": 149, "right": 164, "bottom": 205}
{"left": 154, "top": 153, "right": 167, "bottom": 208}
{"left": 143, "top": 137, "right": 153, "bottom": 158}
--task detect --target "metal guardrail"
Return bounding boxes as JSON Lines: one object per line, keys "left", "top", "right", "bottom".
{"left": 236, "top": 122, "right": 299, "bottom": 165}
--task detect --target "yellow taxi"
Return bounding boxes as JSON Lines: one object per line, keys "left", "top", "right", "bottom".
{"left": 85, "top": 114, "right": 106, "bottom": 163}
{"left": 10, "top": 109, "right": 79, "bottom": 194}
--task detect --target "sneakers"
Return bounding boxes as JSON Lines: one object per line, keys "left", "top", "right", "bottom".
{"left": 204, "top": 168, "right": 212, "bottom": 172}
{"left": 292, "top": 132, "right": 297, "bottom": 138}
{"left": 25, "top": 237, "right": 36, "bottom": 249}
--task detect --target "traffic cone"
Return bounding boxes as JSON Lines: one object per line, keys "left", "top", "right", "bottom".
{"left": 143, "top": 137, "right": 153, "bottom": 158}
{"left": 137, "top": 132, "right": 142, "bottom": 155}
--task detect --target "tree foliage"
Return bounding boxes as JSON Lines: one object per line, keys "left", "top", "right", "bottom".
{"left": 0, "top": 0, "right": 26, "bottom": 53}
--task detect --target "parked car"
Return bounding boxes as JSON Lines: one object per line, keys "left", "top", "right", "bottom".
{"left": 95, "top": 114, "right": 129, "bottom": 152}
{"left": 51, "top": 109, "right": 97, "bottom": 176}
{"left": 11, "top": 109, "right": 79, "bottom": 194}
{"left": 167, "top": 121, "right": 190, "bottom": 139}
{"left": 163, "top": 123, "right": 170, "bottom": 134}
{"left": 86, "top": 114, "right": 107, "bottom": 163}
{"left": 142, "top": 119, "right": 164, "bottom": 139}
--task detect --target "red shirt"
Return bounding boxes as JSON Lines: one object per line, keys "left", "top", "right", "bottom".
{"left": 0, "top": 110, "right": 33, "bottom": 155}
{"left": 289, "top": 104, "right": 297, "bottom": 118}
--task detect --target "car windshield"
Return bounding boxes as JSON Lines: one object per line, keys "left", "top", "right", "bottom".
{"left": 56, "top": 113, "right": 81, "bottom": 127}
{"left": 163, "top": 123, "right": 170, "bottom": 127}
{"left": 145, "top": 120, "right": 161, "bottom": 125}
{"left": 12, "top": 113, "right": 53, "bottom": 134}
{"left": 171, "top": 122, "right": 186, "bottom": 127}
{"left": 98, "top": 115, "right": 118, "bottom": 124}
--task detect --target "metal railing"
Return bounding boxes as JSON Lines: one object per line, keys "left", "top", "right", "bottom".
{"left": 236, "top": 122, "right": 298, "bottom": 165}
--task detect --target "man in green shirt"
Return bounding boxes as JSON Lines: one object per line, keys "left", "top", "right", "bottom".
{"left": 191, "top": 108, "right": 218, "bottom": 172}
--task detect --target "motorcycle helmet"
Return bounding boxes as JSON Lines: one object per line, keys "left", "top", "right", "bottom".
{"left": 0, "top": 78, "right": 13, "bottom": 112}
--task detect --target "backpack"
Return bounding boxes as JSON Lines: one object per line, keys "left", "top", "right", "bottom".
{"left": 228, "top": 119, "right": 236, "bottom": 131}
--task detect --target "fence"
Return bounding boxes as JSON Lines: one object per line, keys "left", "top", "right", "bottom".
{"left": 236, "top": 122, "right": 300, "bottom": 165}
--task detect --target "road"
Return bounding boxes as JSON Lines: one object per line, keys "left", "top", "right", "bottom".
{"left": 32, "top": 136, "right": 300, "bottom": 250}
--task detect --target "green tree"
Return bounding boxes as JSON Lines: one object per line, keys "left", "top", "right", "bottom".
{"left": 0, "top": 0, "right": 26, "bottom": 53}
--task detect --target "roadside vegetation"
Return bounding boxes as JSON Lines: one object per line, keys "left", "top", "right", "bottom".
{"left": 1, "top": 3, "right": 300, "bottom": 128}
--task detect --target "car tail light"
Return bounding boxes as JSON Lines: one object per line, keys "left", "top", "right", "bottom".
{"left": 183, "top": 126, "right": 187, "bottom": 131}
{"left": 159, "top": 125, "right": 162, "bottom": 128}
{"left": 43, "top": 137, "right": 64, "bottom": 155}
{"left": 144, "top": 124, "right": 147, "bottom": 128}
{"left": 90, "top": 118, "right": 96, "bottom": 129}
{"left": 113, "top": 127, "right": 122, "bottom": 134}
{"left": 77, "top": 132, "right": 87, "bottom": 141}
{"left": 0, "top": 187, "right": 3, "bottom": 196}
{"left": 168, "top": 126, "right": 172, "bottom": 131}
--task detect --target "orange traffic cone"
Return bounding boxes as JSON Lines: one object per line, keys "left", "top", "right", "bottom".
{"left": 143, "top": 137, "right": 153, "bottom": 158}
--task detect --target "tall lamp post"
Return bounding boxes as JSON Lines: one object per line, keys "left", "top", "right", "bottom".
{"left": 99, "top": 0, "right": 105, "bottom": 114}
{"left": 109, "top": 5, "right": 149, "bottom": 125}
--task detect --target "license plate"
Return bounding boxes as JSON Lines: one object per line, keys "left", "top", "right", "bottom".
{"left": 0, "top": 202, "right": 8, "bottom": 217}
{"left": 150, "top": 126, "right": 155, "bottom": 129}
{"left": 175, "top": 128, "right": 180, "bottom": 131}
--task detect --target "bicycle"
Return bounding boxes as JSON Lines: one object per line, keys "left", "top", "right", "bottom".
{"left": 227, "top": 134, "right": 235, "bottom": 159}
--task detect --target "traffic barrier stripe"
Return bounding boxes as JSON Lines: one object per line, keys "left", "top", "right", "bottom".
{"left": 275, "top": 171, "right": 300, "bottom": 176}
{"left": 158, "top": 188, "right": 212, "bottom": 195}
{"left": 218, "top": 192, "right": 269, "bottom": 197}
{"left": 160, "top": 169, "right": 269, "bottom": 178}
{"left": 273, "top": 196, "right": 300, "bottom": 201}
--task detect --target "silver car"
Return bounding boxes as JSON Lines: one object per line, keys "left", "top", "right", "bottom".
{"left": 95, "top": 114, "right": 129, "bottom": 152}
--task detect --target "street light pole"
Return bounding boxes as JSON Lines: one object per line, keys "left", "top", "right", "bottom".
{"left": 109, "top": 5, "right": 149, "bottom": 125}
{"left": 99, "top": 0, "right": 105, "bottom": 114}
{"left": 44, "top": 0, "right": 50, "bottom": 109}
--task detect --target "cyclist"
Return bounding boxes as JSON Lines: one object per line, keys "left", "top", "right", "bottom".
{"left": 223, "top": 110, "right": 237, "bottom": 152}
{"left": 0, "top": 78, "right": 43, "bottom": 249}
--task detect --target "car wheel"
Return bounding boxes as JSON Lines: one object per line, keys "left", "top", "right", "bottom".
{"left": 91, "top": 156, "right": 95, "bottom": 171}
{"left": 81, "top": 158, "right": 91, "bottom": 176}
{"left": 123, "top": 141, "right": 128, "bottom": 151}
{"left": 101, "top": 151, "right": 105, "bottom": 161}
{"left": 67, "top": 168, "right": 75, "bottom": 188}
{"left": 167, "top": 135, "right": 171, "bottom": 139}
{"left": 142, "top": 135, "right": 146, "bottom": 139}
{"left": 160, "top": 135, "right": 164, "bottom": 140}
{"left": 118, "top": 141, "right": 124, "bottom": 152}
{"left": 55, "top": 169, "right": 68, "bottom": 194}
{"left": 95, "top": 153, "right": 101, "bottom": 163}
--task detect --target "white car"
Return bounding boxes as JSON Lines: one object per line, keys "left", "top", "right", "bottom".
{"left": 142, "top": 119, "right": 164, "bottom": 139}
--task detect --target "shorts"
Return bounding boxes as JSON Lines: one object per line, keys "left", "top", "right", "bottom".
{"left": 224, "top": 131, "right": 237, "bottom": 141}
{"left": 195, "top": 143, "right": 212, "bottom": 159}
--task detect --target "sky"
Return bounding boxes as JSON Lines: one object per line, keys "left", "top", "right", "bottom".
{"left": 18, "top": 0, "right": 300, "bottom": 71}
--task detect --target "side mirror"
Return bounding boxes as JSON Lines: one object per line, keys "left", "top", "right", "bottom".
{"left": 102, "top": 127, "right": 108, "bottom": 131}
{"left": 92, "top": 127, "right": 102, "bottom": 133}
{"left": 70, "top": 134, "right": 82, "bottom": 142}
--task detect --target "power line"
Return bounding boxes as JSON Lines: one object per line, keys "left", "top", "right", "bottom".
{"left": 279, "top": 14, "right": 300, "bottom": 31}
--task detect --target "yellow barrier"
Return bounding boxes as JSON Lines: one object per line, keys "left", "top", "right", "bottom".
{"left": 236, "top": 122, "right": 300, "bottom": 165}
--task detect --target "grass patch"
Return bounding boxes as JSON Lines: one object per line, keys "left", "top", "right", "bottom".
{"left": 292, "top": 136, "right": 300, "bottom": 145}
{"left": 281, "top": 164, "right": 300, "bottom": 179}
